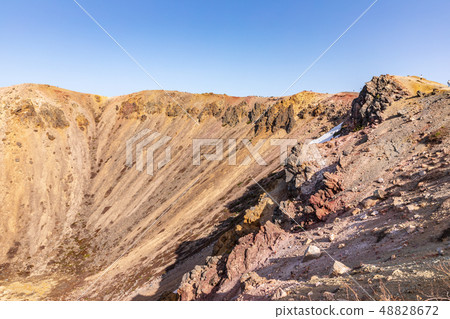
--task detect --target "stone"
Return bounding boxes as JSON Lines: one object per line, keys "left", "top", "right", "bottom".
{"left": 362, "top": 198, "right": 378, "bottom": 209}
{"left": 351, "top": 208, "right": 361, "bottom": 216}
{"left": 302, "top": 245, "right": 322, "bottom": 262}
{"left": 406, "top": 204, "right": 419, "bottom": 212}
{"left": 272, "top": 288, "right": 288, "bottom": 300}
{"left": 361, "top": 264, "right": 380, "bottom": 273}
{"left": 370, "top": 210, "right": 379, "bottom": 216}
{"left": 392, "top": 269, "right": 404, "bottom": 277}
{"left": 328, "top": 234, "right": 335, "bottom": 242}
{"left": 393, "top": 197, "right": 403, "bottom": 207}
{"left": 374, "top": 189, "right": 386, "bottom": 200}
{"left": 330, "top": 261, "right": 351, "bottom": 276}
{"left": 419, "top": 170, "right": 426, "bottom": 177}
{"left": 406, "top": 225, "right": 416, "bottom": 233}
{"left": 338, "top": 243, "right": 346, "bottom": 249}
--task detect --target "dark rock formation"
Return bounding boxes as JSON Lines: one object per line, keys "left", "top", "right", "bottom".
{"left": 284, "top": 144, "right": 321, "bottom": 195}
{"left": 221, "top": 101, "right": 248, "bottom": 126}
{"left": 198, "top": 102, "right": 223, "bottom": 122}
{"left": 351, "top": 75, "right": 408, "bottom": 127}
{"left": 253, "top": 102, "right": 296, "bottom": 134}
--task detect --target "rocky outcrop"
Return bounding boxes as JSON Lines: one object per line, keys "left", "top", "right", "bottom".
{"left": 178, "top": 222, "right": 286, "bottom": 300}
{"left": 285, "top": 143, "right": 322, "bottom": 195}
{"left": 221, "top": 101, "right": 248, "bottom": 126}
{"left": 308, "top": 172, "right": 343, "bottom": 221}
{"left": 177, "top": 256, "right": 226, "bottom": 301}
{"left": 10, "top": 100, "right": 70, "bottom": 129}
{"left": 240, "top": 271, "right": 267, "bottom": 292}
{"left": 351, "top": 75, "right": 408, "bottom": 127}
{"left": 224, "top": 222, "right": 285, "bottom": 284}
{"left": 198, "top": 102, "right": 223, "bottom": 122}
{"left": 253, "top": 102, "right": 296, "bottom": 134}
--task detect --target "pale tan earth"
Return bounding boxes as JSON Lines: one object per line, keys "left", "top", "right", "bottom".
{"left": 0, "top": 75, "right": 448, "bottom": 301}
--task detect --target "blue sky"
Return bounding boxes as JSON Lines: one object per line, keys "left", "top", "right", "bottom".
{"left": 0, "top": 0, "right": 449, "bottom": 97}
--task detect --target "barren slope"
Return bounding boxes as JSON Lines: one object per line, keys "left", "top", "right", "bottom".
{"left": 174, "top": 75, "right": 450, "bottom": 301}
{"left": 0, "top": 82, "right": 356, "bottom": 300}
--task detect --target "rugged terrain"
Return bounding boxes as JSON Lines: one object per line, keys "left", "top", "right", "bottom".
{"left": 0, "top": 75, "right": 448, "bottom": 300}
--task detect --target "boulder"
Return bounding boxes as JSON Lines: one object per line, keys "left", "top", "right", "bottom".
{"left": 330, "top": 261, "right": 351, "bottom": 276}
{"left": 303, "top": 245, "right": 322, "bottom": 262}
{"left": 374, "top": 189, "right": 386, "bottom": 200}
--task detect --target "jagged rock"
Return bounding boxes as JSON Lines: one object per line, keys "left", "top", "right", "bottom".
{"left": 303, "top": 245, "right": 322, "bottom": 262}
{"left": 198, "top": 102, "right": 223, "bottom": 122}
{"left": 225, "top": 222, "right": 286, "bottom": 283}
{"left": 254, "top": 102, "right": 296, "bottom": 134}
{"left": 178, "top": 255, "right": 225, "bottom": 301}
{"left": 308, "top": 173, "right": 343, "bottom": 220}
{"left": 179, "top": 222, "right": 288, "bottom": 300}
{"left": 248, "top": 102, "right": 264, "bottom": 123}
{"left": 284, "top": 143, "right": 323, "bottom": 196}
{"left": 276, "top": 200, "right": 297, "bottom": 226}
{"left": 351, "top": 75, "right": 409, "bottom": 127}
{"left": 222, "top": 101, "right": 248, "bottom": 127}
{"left": 240, "top": 272, "right": 266, "bottom": 292}
{"left": 272, "top": 288, "right": 288, "bottom": 300}
{"left": 330, "top": 261, "right": 351, "bottom": 276}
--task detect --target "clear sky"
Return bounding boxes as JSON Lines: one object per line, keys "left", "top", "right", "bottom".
{"left": 0, "top": 0, "right": 449, "bottom": 97}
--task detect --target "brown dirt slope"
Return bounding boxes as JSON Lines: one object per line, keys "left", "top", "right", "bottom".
{"left": 0, "top": 82, "right": 355, "bottom": 300}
